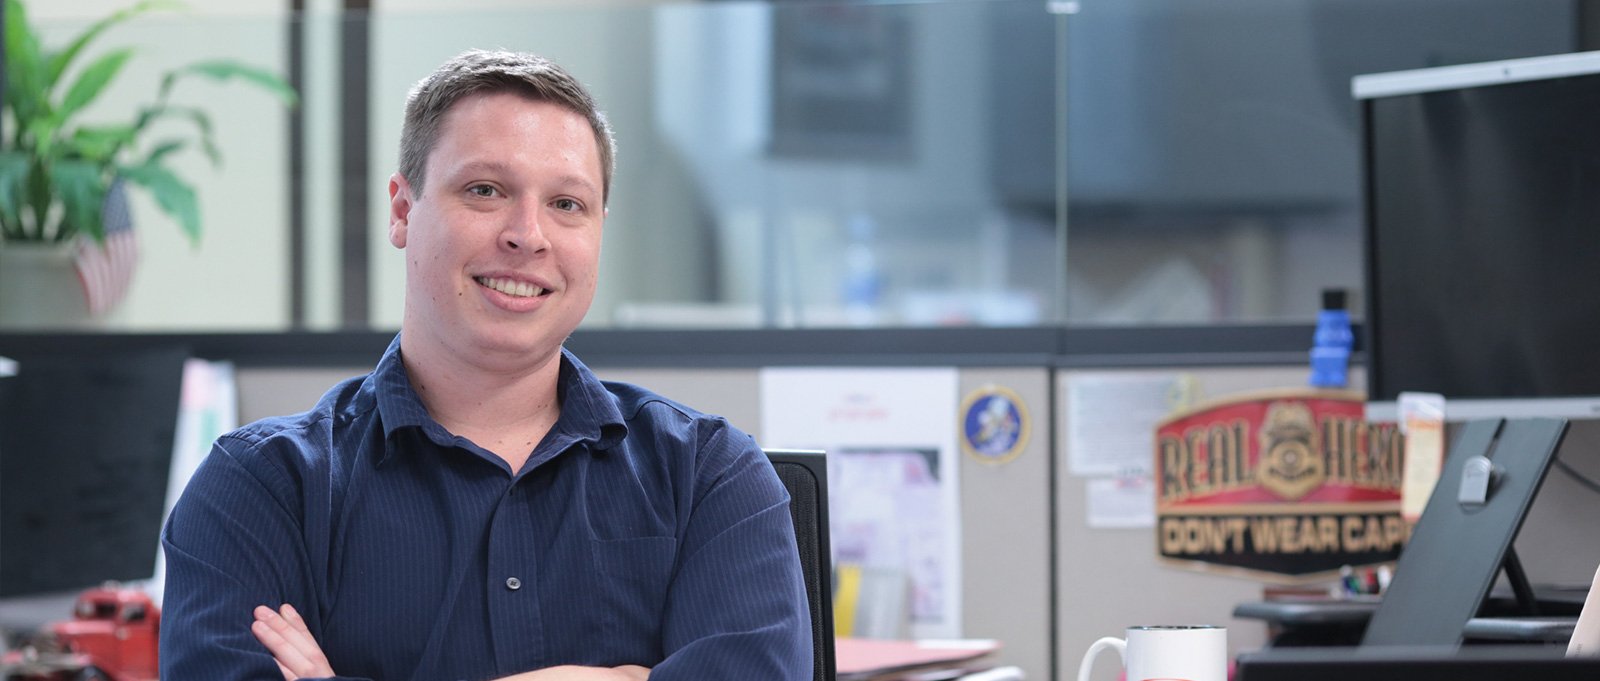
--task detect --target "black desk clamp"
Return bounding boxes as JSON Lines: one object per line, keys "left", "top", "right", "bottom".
{"left": 1458, "top": 456, "right": 1501, "bottom": 508}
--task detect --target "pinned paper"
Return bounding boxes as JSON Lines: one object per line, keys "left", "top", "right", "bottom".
{"left": 1398, "top": 392, "right": 1446, "bottom": 523}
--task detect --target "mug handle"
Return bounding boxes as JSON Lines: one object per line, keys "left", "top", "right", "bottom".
{"left": 1077, "top": 636, "right": 1127, "bottom": 681}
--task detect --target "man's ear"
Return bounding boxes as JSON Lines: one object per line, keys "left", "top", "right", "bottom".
{"left": 388, "top": 173, "right": 413, "bottom": 248}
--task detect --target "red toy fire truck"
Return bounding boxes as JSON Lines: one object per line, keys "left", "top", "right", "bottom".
{"left": 1, "top": 584, "right": 159, "bottom": 681}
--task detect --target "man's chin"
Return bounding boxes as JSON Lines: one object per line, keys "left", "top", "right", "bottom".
{"left": 477, "top": 324, "right": 574, "bottom": 361}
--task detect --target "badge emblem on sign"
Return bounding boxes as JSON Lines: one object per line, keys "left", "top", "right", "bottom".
{"left": 1257, "top": 401, "right": 1325, "bottom": 501}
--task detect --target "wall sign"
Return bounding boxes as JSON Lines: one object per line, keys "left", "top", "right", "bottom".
{"left": 1154, "top": 389, "right": 1408, "bottom": 582}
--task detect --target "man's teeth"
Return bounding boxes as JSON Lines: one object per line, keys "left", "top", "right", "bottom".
{"left": 475, "top": 276, "right": 545, "bottom": 298}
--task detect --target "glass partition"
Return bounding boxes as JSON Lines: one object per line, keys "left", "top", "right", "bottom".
{"left": 366, "top": 0, "right": 1064, "bottom": 330}
{"left": 5, "top": 0, "right": 1587, "bottom": 331}
{"left": 1060, "top": 0, "right": 1575, "bottom": 324}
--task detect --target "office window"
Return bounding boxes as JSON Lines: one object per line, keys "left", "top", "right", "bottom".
{"left": 6, "top": 0, "right": 1584, "bottom": 331}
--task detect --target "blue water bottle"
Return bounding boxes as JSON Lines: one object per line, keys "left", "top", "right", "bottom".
{"left": 1309, "top": 288, "right": 1352, "bottom": 388}
{"left": 841, "top": 213, "right": 882, "bottom": 326}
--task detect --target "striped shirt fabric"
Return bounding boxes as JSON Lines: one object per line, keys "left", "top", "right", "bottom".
{"left": 159, "top": 335, "right": 812, "bottom": 681}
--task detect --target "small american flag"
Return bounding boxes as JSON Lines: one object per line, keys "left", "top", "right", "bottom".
{"left": 74, "top": 179, "right": 140, "bottom": 316}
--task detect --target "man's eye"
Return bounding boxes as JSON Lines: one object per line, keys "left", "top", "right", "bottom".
{"left": 553, "top": 198, "right": 581, "bottom": 212}
{"left": 468, "top": 185, "right": 497, "bottom": 197}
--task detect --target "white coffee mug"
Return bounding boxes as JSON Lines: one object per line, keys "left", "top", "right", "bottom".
{"left": 1077, "top": 625, "right": 1227, "bottom": 681}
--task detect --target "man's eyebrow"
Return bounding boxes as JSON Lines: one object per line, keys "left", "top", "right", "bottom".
{"left": 448, "top": 161, "right": 599, "bottom": 196}
{"left": 452, "top": 160, "right": 514, "bottom": 177}
{"left": 549, "top": 174, "right": 601, "bottom": 197}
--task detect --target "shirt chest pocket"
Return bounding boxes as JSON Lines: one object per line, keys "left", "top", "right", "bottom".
{"left": 584, "top": 536, "right": 677, "bottom": 657}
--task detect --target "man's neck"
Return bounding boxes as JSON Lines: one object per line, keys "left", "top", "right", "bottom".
{"left": 399, "top": 333, "right": 564, "bottom": 473}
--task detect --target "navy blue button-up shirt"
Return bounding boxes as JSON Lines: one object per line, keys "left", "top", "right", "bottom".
{"left": 160, "top": 336, "right": 811, "bottom": 681}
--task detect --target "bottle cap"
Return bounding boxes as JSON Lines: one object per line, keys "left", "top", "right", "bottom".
{"left": 1321, "top": 288, "right": 1347, "bottom": 311}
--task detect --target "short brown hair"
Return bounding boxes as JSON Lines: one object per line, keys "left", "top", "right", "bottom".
{"left": 398, "top": 49, "right": 616, "bottom": 202}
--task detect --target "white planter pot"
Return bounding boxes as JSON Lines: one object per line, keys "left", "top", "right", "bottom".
{"left": 0, "top": 242, "right": 99, "bottom": 330}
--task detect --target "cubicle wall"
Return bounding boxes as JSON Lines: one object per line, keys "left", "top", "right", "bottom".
{"left": 1056, "top": 366, "right": 1306, "bottom": 681}
{"left": 11, "top": 327, "right": 1588, "bottom": 681}
{"left": 234, "top": 358, "right": 1600, "bottom": 681}
{"left": 234, "top": 362, "right": 1057, "bottom": 680}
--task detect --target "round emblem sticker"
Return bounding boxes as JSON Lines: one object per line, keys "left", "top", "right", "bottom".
{"left": 960, "top": 386, "right": 1030, "bottom": 465}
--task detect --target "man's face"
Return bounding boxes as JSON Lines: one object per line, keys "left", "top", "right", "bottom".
{"left": 388, "top": 91, "right": 605, "bottom": 367}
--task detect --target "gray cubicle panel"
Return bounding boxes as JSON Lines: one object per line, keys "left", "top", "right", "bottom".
{"left": 236, "top": 360, "right": 1298, "bottom": 681}
{"left": 234, "top": 363, "right": 1055, "bottom": 681}
{"left": 1057, "top": 365, "right": 1314, "bottom": 681}
{"left": 600, "top": 365, "right": 1055, "bottom": 681}
{"left": 168, "top": 326, "right": 1600, "bottom": 681}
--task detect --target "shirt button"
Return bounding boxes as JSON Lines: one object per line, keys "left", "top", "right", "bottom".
{"left": 505, "top": 576, "right": 522, "bottom": 591}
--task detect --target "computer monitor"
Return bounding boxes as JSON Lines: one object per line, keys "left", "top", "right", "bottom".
{"left": 0, "top": 345, "right": 187, "bottom": 604}
{"left": 1356, "top": 51, "right": 1600, "bottom": 421}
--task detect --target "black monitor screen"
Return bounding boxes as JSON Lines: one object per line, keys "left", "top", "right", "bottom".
{"left": 1363, "top": 66, "right": 1600, "bottom": 402}
{"left": 0, "top": 346, "right": 187, "bottom": 598}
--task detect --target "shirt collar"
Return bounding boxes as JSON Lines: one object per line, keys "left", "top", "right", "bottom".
{"left": 370, "top": 334, "right": 628, "bottom": 467}
{"left": 535, "top": 348, "right": 629, "bottom": 463}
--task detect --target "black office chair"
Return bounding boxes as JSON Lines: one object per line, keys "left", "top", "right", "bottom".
{"left": 766, "top": 449, "right": 836, "bottom": 681}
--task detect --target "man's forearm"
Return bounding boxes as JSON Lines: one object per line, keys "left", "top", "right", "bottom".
{"left": 253, "top": 605, "right": 649, "bottom": 681}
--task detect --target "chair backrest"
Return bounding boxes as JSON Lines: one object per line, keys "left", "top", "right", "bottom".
{"left": 767, "top": 449, "right": 836, "bottom": 681}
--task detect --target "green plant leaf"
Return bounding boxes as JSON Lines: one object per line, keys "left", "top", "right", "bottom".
{"left": 4, "top": 0, "right": 48, "bottom": 127}
{"left": 68, "top": 125, "right": 138, "bottom": 164}
{"left": 139, "top": 139, "right": 187, "bottom": 167}
{"left": 50, "top": 159, "right": 108, "bottom": 242}
{"left": 57, "top": 48, "right": 137, "bottom": 126}
{"left": 0, "top": 152, "right": 31, "bottom": 240}
{"left": 45, "top": 0, "right": 181, "bottom": 87}
{"left": 26, "top": 117, "right": 58, "bottom": 162}
{"left": 121, "top": 162, "right": 199, "bottom": 246}
{"left": 24, "top": 158, "right": 54, "bottom": 241}
{"left": 134, "top": 105, "right": 219, "bottom": 166}
{"left": 162, "top": 60, "right": 299, "bottom": 107}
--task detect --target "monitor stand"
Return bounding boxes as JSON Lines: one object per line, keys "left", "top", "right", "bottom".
{"left": 1361, "top": 418, "right": 1569, "bottom": 647}
{"left": 1501, "top": 547, "right": 1540, "bottom": 617}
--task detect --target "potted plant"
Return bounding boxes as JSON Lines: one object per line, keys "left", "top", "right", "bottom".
{"left": 0, "top": 0, "right": 297, "bottom": 326}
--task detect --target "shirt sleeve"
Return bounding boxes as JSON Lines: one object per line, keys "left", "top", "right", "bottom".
{"left": 159, "top": 438, "right": 373, "bottom": 681}
{"left": 649, "top": 425, "right": 814, "bottom": 681}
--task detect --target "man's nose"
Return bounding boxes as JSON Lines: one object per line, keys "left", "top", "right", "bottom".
{"left": 502, "top": 203, "right": 551, "bottom": 252}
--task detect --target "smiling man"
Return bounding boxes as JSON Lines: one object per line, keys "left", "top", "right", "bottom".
{"left": 159, "top": 50, "right": 812, "bottom": 681}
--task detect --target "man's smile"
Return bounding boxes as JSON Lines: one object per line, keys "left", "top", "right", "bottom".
{"left": 474, "top": 275, "right": 548, "bottom": 298}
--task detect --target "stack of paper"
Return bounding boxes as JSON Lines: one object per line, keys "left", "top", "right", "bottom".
{"left": 835, "top": 638, "right": 1007, "bottom": 681}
